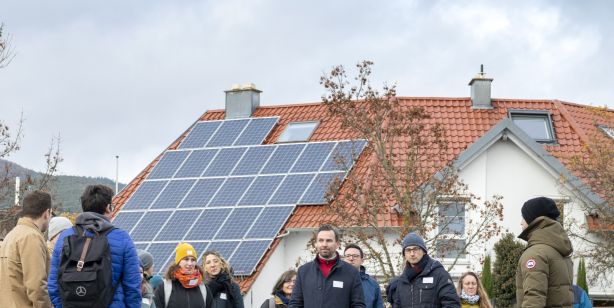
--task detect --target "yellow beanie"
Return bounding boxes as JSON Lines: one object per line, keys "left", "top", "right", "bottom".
{"left": 175, "top": 242, "right": 197, "bottom": 264}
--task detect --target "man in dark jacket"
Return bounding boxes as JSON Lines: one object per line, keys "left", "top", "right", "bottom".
{"left": 392, "top": 232, "right": 460, "bottom": 308}
{"left": 516, "top": 196, "right": 574, "bottom": 307}
{"left": 49, "top": 185, "right": 141, "bottom": 308}
{"left": 343, "top": 244, "right": 384, "bottom": 308}
{"left": 290, "top": 224, "right": 365, "bottom": 308}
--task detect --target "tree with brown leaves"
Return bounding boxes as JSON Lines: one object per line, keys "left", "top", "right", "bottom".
{"left": 319, "top": 61, "right": 504, "bottom": 281}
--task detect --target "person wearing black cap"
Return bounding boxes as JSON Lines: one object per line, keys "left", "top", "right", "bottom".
{"left": 391, "top": 232, "right": 460, "bottom": 307}
{"left": 516, "top": 196, "right": 574, "bottom": 307}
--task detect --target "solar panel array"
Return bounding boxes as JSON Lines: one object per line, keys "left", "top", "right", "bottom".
{"left": 115, "top": 117, "right": 367, "bottom": 275}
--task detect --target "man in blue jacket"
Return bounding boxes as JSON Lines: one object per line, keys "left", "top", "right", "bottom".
{"left": 290, "top": 224, "right": 365, "bottom": 308}
{"left": 48, "top": 185, "right": 141, "bottom": 308}
{"left": 343, "top": 244, "right": 384, "bottom": 308}
{"left": 392, "top": 232, "right": 460, "bottom": 308}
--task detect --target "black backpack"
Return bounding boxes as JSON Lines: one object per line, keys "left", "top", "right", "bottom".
{"left": 58, "top": 225, "right": 120, "bottom": 308}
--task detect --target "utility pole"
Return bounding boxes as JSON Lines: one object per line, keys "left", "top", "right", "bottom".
{"left": 14, "top": 177, "right": 20, "bottom": 206}
{"left": 115, "top": 155, "right": 119, "bottom": 195}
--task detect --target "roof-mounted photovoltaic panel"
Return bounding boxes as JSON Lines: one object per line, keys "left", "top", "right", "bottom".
{"left": 206, "top": 119, "right": 250, "bottom": 147}
{"left": 178, "top": 121, "right": 221, "bottom": 149}
{"left": 118, "top": 113, "right": 367, "bottom": 276}
{"left": 148, "top": 151, "right": 190, "bottom": 179}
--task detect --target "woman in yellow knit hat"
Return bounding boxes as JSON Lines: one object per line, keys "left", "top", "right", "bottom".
{"left": 153, "top": 243, "right": 213, "bottom": 308}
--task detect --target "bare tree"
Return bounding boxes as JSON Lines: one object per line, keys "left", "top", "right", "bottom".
{"left": 565, "top": 107, "right": 614, "bottom": 286}
{"left": 320, "top": 61, "right": 504, "bottom": 280}
{"left": 0, "top": 23, "right": 15, "bottom": 69}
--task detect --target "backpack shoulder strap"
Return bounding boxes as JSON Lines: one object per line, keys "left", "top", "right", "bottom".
{"left": 164, "top": 279, "right": 172, "bottom": 306}
{"left": 269, "top": 296, "right": 276, "bottom": 308}
{"left": 198, "top": 284, "right": 208, "bottom": 303}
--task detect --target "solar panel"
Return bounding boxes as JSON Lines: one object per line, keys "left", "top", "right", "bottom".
{"left": 215, "top": 207, "right": 263, "bottom": 240}
{"left": 202, "top": 147, "right": 246, "bottom": 177}
{"left": 112, "top": 212, "right": 144, "bottom": 233}
{"left": 191, "top": 242, "right": 210, "bottom": 263}
{"left": 179, "top": 178, "right": 225, "bottom": 208}
{"left": 175, "top": 149, "right": 218, "bottom": 178}
{"left": 234, "top": 117, "right": 278, "bottom": 146}
{"left": 230, "top": 240, "right": 270, "bottom": 275}
{"left": 148, "top": 151, "right": 190, "bottom": 179}
{"left": 246, "top": 206, "right": 294, "bottom": 239}
{"left": 321, "top": 140, "right": 367, "bottom": 171}
{"left": 146, "top": 242, "right": 178, "bottom": 274}
{"left": 238, "top": 175, "right": 284, "bottom": 206}
{"left": 261, "top": 144, "right": 305, "bottom": 174}
{"left": 291, "top": 142, "right": 336, "bottom": 173}
{"left": 118, "top": 116, "right": 368, "bottom": 276}
{"left": 184, "top": 208, "right": 232, "bottom": 241}
{"left": 155, "top": 209, "right": 202, "bottom": 241}
{"left": 206, "top": 119, "right": 249, "bottom": 147}
{"left": 150, "top": 179, "right": 196, "bottom": 209}
{"left": 299, "top": 172, "right": 345, "bottom": 205}
{"left": 268, "top": 174, "right": 315, "bottom": 205}
{"left": 135, "top": 243, "right": 149, "bottom": 250}
{"left": 205, "top": 241, "right": 239, "bottom": 261}
{"left": 130, "top": 210, "right": 173, "bottom": 241}
{"left": 231, "top": 146, "right": 275, "bottom": 176}
{"left": 122, "top": 181, "right": 168, "bottom": 210}
{"left": 208, "top": 177, "right": 254, "bottom": 207}
{"left": 179, "top": 121, "right": 221, "bottom": 149}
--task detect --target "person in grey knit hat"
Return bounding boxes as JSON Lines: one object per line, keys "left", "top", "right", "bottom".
{"left": 137, "top": 249, "right": 156, "bottom": 308}
{"left": 389, "top": 232, "right": 460, "bottom": 307}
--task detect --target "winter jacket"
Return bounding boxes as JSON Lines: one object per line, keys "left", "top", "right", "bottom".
{"left": 516, "top": 216, "right": 574, "bottom": 308}
{"left": 289, "top": 255, "right": 366, "bottom": 308}
{"left": 572, "top": 285, "right": 592, "bottom": 308}
{"left": 359, "top": 266, "right": 384, "bottom": 308}
{"left": 154, "top": 279, "right": 213, "bottom": 308}
{"left": 142, "top": 281, "right": 156, "bottom": 308}
{"left": 206, "top": 273, "right": 244, "bottom": 308}
{"left": 460, "top": 302, "right": 478, "bottom": 308}
{"left": 0, "top": 217, "right": 51, "bottom": 308}
{"left": 392, "top": 257, "right": 460, "bottom": 308}
{"left": 48, "top": 212, "right": 142, "bottom": 308}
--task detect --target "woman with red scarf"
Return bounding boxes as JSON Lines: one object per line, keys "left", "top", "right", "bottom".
{"left": 154, "top": 243, "right": 213, "bottom": 308}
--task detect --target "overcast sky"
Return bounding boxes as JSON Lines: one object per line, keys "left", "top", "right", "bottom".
{"left": 1, "top": 0, "right": 613, "bottom": 184}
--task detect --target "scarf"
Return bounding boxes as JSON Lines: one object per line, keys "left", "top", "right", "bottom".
{"left": 208, "top": 272, "right": 233, "bottom": 299}
{"left": 274, "top": 290, "right": 290, "bottom": 305}
{"left": 460, "top": 290, "right": 480, "bottom": 304}
{"left": 403, "top": 254, "right": 431, "bottom": 282}
{"left": 174, "top": 268, "right": 202, "bottom": 289}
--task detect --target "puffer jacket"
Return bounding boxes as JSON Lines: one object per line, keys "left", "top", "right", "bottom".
{"left": 48, "top": 212, "right": 142, "bottom": 308}
{"left": 516, "top": 216, "right": 574, "bottom": 308}
{"left": 0, "top": 217, "right": 51, "bottom": 308}
{"left": 392, "top": 257, "right": 460, "bottom": 308}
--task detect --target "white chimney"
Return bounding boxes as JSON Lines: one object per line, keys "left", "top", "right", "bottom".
{"left": 468, "top": 65, "right": 493, "bottom": 109}
{"left": 225, "top": 83, "right": 262, "bottom": 119}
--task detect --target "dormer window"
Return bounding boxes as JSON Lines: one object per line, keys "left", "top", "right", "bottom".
{"left": 277, "top": 121, "right": 319, "bottom": 143}
{"left": 509, "top": 110, "right": 556, "bottom": 143}
{"left": 598, "top": 124, "right": 614, "bottom": 140}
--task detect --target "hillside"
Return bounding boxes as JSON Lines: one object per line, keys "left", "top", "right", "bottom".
{"left": 0, "top": 159, "right": 126, "bottom": 212}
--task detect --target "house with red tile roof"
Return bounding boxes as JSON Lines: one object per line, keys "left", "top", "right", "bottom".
{"left": 113, "top": 74, "right": 614, "bottom": 306}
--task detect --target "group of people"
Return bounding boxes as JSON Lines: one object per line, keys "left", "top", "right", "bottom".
{"left": 0, "top": 185, "right": 593, "bottom": 308}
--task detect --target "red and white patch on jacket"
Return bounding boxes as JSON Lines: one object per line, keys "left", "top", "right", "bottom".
{"left": 526, "top": 259, "right": 537, "bottom": 269}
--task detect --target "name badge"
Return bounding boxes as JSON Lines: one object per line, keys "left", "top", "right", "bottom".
{"left": 220, "top": 292, "right": 227, "bottom": 300}
{"left": 142, "top": 298, "right": 151, "bottom": 305}
{"left": 333, "top": 280, "right": 344, "bottom": 288}
{"left": 188, "top": 279, "right": 198, "bottom": 286}
{"left": 423, "top": 277, "right": 434, "bottom": 284}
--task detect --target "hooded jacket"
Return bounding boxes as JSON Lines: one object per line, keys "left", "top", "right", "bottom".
{"left": 0, "top": 217, "right": 51, "bottom": 308}
{"left": 516, "top": 216, "right": 574, "bottom": 308}
{"left": 48, "top": 212, "right": 142, "bottom": 308}
{"left": 392, "top": 257, "right": 460, "bottom": 308}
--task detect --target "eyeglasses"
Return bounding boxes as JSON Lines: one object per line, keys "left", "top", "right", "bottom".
{"left": 404, "top": 247, "right": 423, "bottom": 254}
{"left": 344, "top": 254, "right": 361, "bottom": 259}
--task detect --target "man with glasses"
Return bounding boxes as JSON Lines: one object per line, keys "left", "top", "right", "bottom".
{"left": 391, "top": 232, "right": 459, "bottom": 308}
{"left": 0, "top": 190, "right": 53, "bottom": 308}
{"left": 343, "top": 244, "right": 384, "bottom": 308}
{"left": 290, "top": 224, "right": 365, "bottom": 308}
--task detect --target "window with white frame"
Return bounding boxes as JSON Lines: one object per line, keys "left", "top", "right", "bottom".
{"left": 277, "top": 121, "right": 319, "bottom": 143}
{"left": 509, "top": 110, "right": 556, "bottom": 143}
{"left": 436, "top": 202, "right": 466, "bottom": 259}
{"left": 598, "top": 124, "right": 614, "bottom": 140}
